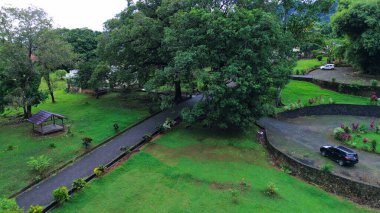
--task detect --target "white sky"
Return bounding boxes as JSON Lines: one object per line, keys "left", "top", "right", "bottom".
{"left": 0, "top": 0, "right": 129, "bottom": 31}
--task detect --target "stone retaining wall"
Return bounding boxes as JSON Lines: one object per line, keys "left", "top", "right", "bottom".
{"left": 258, "top": 104, "right": 380, "bottom": 208}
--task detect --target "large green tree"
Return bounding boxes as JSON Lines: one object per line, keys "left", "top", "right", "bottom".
{"left": 332, "top": 0, "right": 380, "bottom": 74}
{"left": 0, "top": 6, "right": 51, "bottom": 118}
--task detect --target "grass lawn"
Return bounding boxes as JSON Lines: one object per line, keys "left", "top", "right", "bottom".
{"left": 293, "top": 57, "right": 327, "bottom": 74}
{"left": 0, "top": 86, "right": 152, "bottom": 197}
{"left": 281, "top": 80, "right": 369, "bottom": 107}
{"left": 53, "top": 125, "right": 371, "bottom": 213}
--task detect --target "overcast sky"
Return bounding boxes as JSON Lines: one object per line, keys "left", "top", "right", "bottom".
{"left": 0, "top": 0, "right": 129, "bottom": 31}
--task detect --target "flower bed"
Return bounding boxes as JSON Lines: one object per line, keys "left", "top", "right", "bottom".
{"left": 333, "top": 121, "right": 380, "bottom": 153}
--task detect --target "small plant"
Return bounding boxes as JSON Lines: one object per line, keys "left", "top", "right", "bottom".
{"left": 27, "top": 155, "right": 52, "bottom": 176}
{"left": 331, "top": 77, "right": 336, "bottom": 83}
{"left": 162, "top": 118, "right": 175, "bottom": 131}
{"left": 308, "top": 98, "right": 316, "bottom": 105}
{"left": 371, "top": 79, "right": 378, "bottom": 87}
{"left": 370, "top": 94, "right": 378, "bottom": 104}
{"left": 82, "top": 137, "right": 93, "bottom": 149}
{"left": 94, "top": 165, "right": 106, "bottom": 176}
{"left": 143, "top": 133, "right": 152, "bottom": 141}
{"left": 321, "top": 163, "right": 333, "bottom": 173}
{"left": 300, "top": 70, "right": 306, "bottom": 75}
{"left": 376, "top": 125, "right": 380, "bottom": 133}
{"left": 280, "top": 164, "right": 292, "bottom": 174}
{"left": 6, "top": 145, "right": 15, "bottom": 151}
{"left": 113, "top": 123, "right": 119, "bottom": 131}
{"left": 28, "top": 205, "right": 43, "bottom": 213}
{"left": 72, "top": 178, "right": 87, "bottom": 190}
{"left": 328, "top": 98, "right": 335, "bottom": 104}
{"left": 295, "top": 70, "right": 300, "bottom": 75}
{"left": 53, "top": 186, "right": 70, "bottom": 204}
{"left": 316, "top": 55, "right": 323, "bottom": 61}
{"left": 359, "top": 124, "right": 367, "bottom": 133}
{"left": 49, "top": 143, "right": 56, "bottom": 149}
{"left": 0, "top": 198, "right": 22, "bottom": 212}
{"left": 239, "top": 178, "right": 249, "bottom": 191}
{"left": 371, "top": 140, "right": 377, "bottom": 152}
{"left": 370, "top": 120, "right": 376, "bottom": 130}
{"left": 363, "top": 137, "right": 369, "bottom": 143}
{"left": 230, "top": 189, "right": 240, "bottom": 204}
{"left": 351, "top": 123, "right": 359, "bottom": 132}
{"left": 265, "top": 182, "right": 278, "bottom": 197}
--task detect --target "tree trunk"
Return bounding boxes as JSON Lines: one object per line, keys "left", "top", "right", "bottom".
{"left": 26, "top": 105, "right": 32, "bottom": 118}
{"left": 23, "top": 106, "right": 28, "bottom": 119}
{"left": 174, "top": 80, "right": 182, "bottom": 103}
{"left": 45, "top": 74, "right": 55, "bottom": 103}
{"left": 276, "top": 87, "right": 284, "bottom": 107}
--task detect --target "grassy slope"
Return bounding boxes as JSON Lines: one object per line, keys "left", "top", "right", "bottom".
{"left": 0, "top": 82, "right": 151, "bottom": 197}
{"left": 54, "top": 126, "right": 370, "bottom": 213}
{"left": 282, "top": 80, "right": 369, "bottom": 106}
{"left": 293, "top": 57, "right": 327, "bottom": 74}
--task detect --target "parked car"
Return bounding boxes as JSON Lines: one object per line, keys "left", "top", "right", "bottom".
{"left": 320, "top": 64, "right": 335, "bottom": 70}
{"left": 320, "top": 145, "right": 359, "bottom": 166}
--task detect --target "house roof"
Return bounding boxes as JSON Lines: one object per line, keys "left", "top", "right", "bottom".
{"left": 27, "top": 110, "right": 65, "bottom": 125}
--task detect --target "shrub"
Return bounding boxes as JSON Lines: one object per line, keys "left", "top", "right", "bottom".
{"left": 371, "top": 140, "right": 377, "bottom": 152}
{"left": 331, "top": 77, "right": 336, "bottom": 83}
{"left": 113, "top": 123, "right": 119, "bottom": 131}
{"left": 321, "top": 163, "right": 333, "bottom": 173}
{"left": 53, "top": 186, "right": 70, "bottom": 204}
{"left": 371, "top": 79, "right": 378, "bottom": 87}
{"left": 295, "top": 70, "right": 300, "bottom": 75}
{"left": 316, "top": 55, "right": 323, "bottom": 61}
{"left": 73, "top": 178, "right": 87, "bottom": 190}
{"left": 329, "top": 98, "right": 335, "bottom": 104}
{"left": 49, "top": 143, "right": 56, "bottom": 149}
{"left": 27, "top": 155, "right": 52, "bottom": 176}
{"left": 94, "top": 165, "right": 106, "bottom": 177}
{"left": 363, "top": 138, "right": 369, "bottom": 143}
{"left": 370, "top": 94, "right": 378, "bottom": 104}
{"left": 162, "top": 118, "right": 175, "bottom": 131}
{"left": 82, "top": 137, "right": 93, "bottom": 149}
{"left": 230, "top": 189, "right": 240, "bottom": 204}
{"left": 55, "top": 69, "right": 67, "bottom": 80}
{"left": 265, "top": 182, "right": 278, "bottom": 197}
{"left": 7, "top": 145, "right": 15, "bottom": 151}
{"left": 351, "top": 123, "right": 359, "bottom": 132}
{"left": 333, "top": 127, "right": 351, "bottom": 141}
{"left": 300, "top": 70, "right": 306, "bottom": 75}
{"left": 359, "top": 124, "right": 367, "bottom": 133}
{"left": 28, "top": 205, "right": 43, "bottom": 213}
{"left": 143, "top": 133, "right": 152, "bottom": 141}
{"left": 0, "top": 198, "right": 22, "bottom": 212}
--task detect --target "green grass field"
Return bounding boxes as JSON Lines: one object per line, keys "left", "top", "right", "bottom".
{"left": 293, "top": 57, "right": 327, "bottom": 74}
{"left": 282, "top": 80, "right": 369, "bottom": 107}
{"left": 53, "top": 125, "right": 371, "bottom": 213}
{"left": 0, "top": 81, "right": 152, "bottom": 197}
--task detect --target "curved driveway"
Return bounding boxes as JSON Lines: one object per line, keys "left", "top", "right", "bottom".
{"left": 258, "top": 115, "right": 380, "bottom": 186}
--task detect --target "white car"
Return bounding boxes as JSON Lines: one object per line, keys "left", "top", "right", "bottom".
{"left": 320, "top": 64, "right": 335, "bottom": 70}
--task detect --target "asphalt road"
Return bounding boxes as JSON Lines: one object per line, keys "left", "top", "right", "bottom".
{"left": 258, "top": 115, "right": 380, "bottom": 186}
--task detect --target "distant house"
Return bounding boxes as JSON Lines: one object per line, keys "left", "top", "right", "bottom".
{"left": 65, "top": 70, "right": 78, "bottom": 79}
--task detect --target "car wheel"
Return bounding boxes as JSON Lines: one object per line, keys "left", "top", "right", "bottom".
{"left": 338, "top": 160, "right": 344, "bottom": 166}
{"left": 321, "top": 151, "right": 327, "bottom": 157}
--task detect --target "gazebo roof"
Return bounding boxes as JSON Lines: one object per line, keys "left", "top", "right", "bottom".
{"left": 27, "top": 110, "right": 65, "bottom": 125}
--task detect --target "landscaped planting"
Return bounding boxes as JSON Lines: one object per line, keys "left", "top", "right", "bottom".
{"left": 292, "top": 57, "right": 327, "bottom": 74}
{"left": 281, "top": 80, "right": 369, "bottom": 110}
{"left": 53, "top": 125, "right": 370, "bottom": 213}
{"left": 0, "top": 88, "right": 152, "bottom": 197}
{"left": 334, "top": 121, "right": 380, "bottom": 153}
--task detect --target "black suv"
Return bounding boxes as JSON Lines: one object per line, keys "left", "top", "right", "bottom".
{"left": 320, "top": 145, "right": 359, "bottom": 166}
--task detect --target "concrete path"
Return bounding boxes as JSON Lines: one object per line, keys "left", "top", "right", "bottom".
{"left": 16, "top": 95, "right": 201, "bottom": 210}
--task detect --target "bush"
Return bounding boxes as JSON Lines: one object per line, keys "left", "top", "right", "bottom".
{"left": 53, "top": 186, "right": 70, "bottom": 204}
{"left": 113, "top": 123, "right": 119, "bottom": 131}
{"left": 0, "top": 198, "right": 22, "bottom": 212}
{"left": 55, "top": 70, "right": 67, "bottom": 80}
{"left": 230, "top": 189, "right": 240, "bottom": 204}
{"left": 27, "top": 155, "right": 52, "bottom": 176}
{"left": 162, "top": 118, "right": 175, "bottom": 131}
{"left": 6, "top": 145, "right": 15, "bottom": 151}
{"left": 28, "top": 205, "right": 43, "bottom": 213}
{"left": 371, "top": 79, "right": 378, "bottom": 87}
{"left": 316, "top": 55, "right": 323, "bottom": 61}
{"left": 331, "top": 78, "right": 336, "bottom": 83}
{"left": 321, "top": 163, "right": 333, "bottom": 173}
{"left": 265, "top": 182, "right": 278, "bottom": 197}
{"left": 72, "top": 178, "right": 87, "bottom": 190}
{"left": 295, "top": 70, "right": 300, "bottom": 75}
{"left": 82, "top": 137, "right": 93, "bottom": 149}
{"left": 94, "top": 165, "right": 106, "bottom": 177}
{"left": 371, "top": 140, "right": 377, "bottom": 152}
{"left": 49, "top": 143, "right": 56, "bottom": 149}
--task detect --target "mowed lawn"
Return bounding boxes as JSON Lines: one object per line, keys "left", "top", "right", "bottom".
{"left": 0, "top": 89, "right": 151, "bottom": 197}
{"left": 53, "top": 126, "right": 371, "bottom": 213}
{"left": 293, "top": 57, "right": 327, "bottom": 74}
{"left": 282, "top": 80, "right": 369, "bottom": 106}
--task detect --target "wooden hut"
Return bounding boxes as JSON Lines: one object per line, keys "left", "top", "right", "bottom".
{"left": 27, "top": 111, "right": 65, "bottom": 135}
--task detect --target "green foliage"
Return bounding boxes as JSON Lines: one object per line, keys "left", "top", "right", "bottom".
{"left": 316, "top": 55, "right": 323, "bottom": 61}
{"left": 72, "top": 178, "right": 87, "bottom": 190}
{"left": 333, "top": 0, "right": 380, "bottom": 74}
{"left": 371, "top": 140, "right": 377, "bottom": 152}
{"left": 94, "top": 165, "right": 106, "bottom": 177}
{"left": 27, "top": 205, "right": 43, "bottom": 213}
{"left": 0, "top": 198, "right": 22, "bottom": 212}
{"left": 371, "top": 79, "right": 378, "bottom": 87}
{"left": 53, "top": 186, "right": 70, "bottom": 204}
{"left": 82, "top": 137, "right": 93, "bottom": 149}
{"left": 292, "top": 58, "right": 327, "bottom": 73}
{"left": 321, "top": 163, "right": 333, "bottom": 173}
{"left": 265, "top": 182, "right": 278, "bottom": 197}
{"left": 27, "top": 155, "right": 52, "bottom": 176}
{"left": 55, "top": 70, "right": 67, "bottom": 80}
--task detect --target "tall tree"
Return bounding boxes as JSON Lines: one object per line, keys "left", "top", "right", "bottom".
{"left": 35, "top": 30, "right": 76, "bottom": 103}
{"left": 0, "top": 6, "right": 51, "bottom": 118}
{"left": 332, "top": 0, "right": 380, "bottom": 74}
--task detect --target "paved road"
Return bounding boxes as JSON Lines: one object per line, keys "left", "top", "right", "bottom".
{"left": 258, "top": 115, "right": 380, "bottom": 186}
{"left": 16, "top": 95, "right": 202, "bottom": 211}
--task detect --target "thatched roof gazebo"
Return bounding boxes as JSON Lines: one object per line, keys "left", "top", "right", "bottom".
{"left": 27, "top": 111, "right": 65, "bottom": 135}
